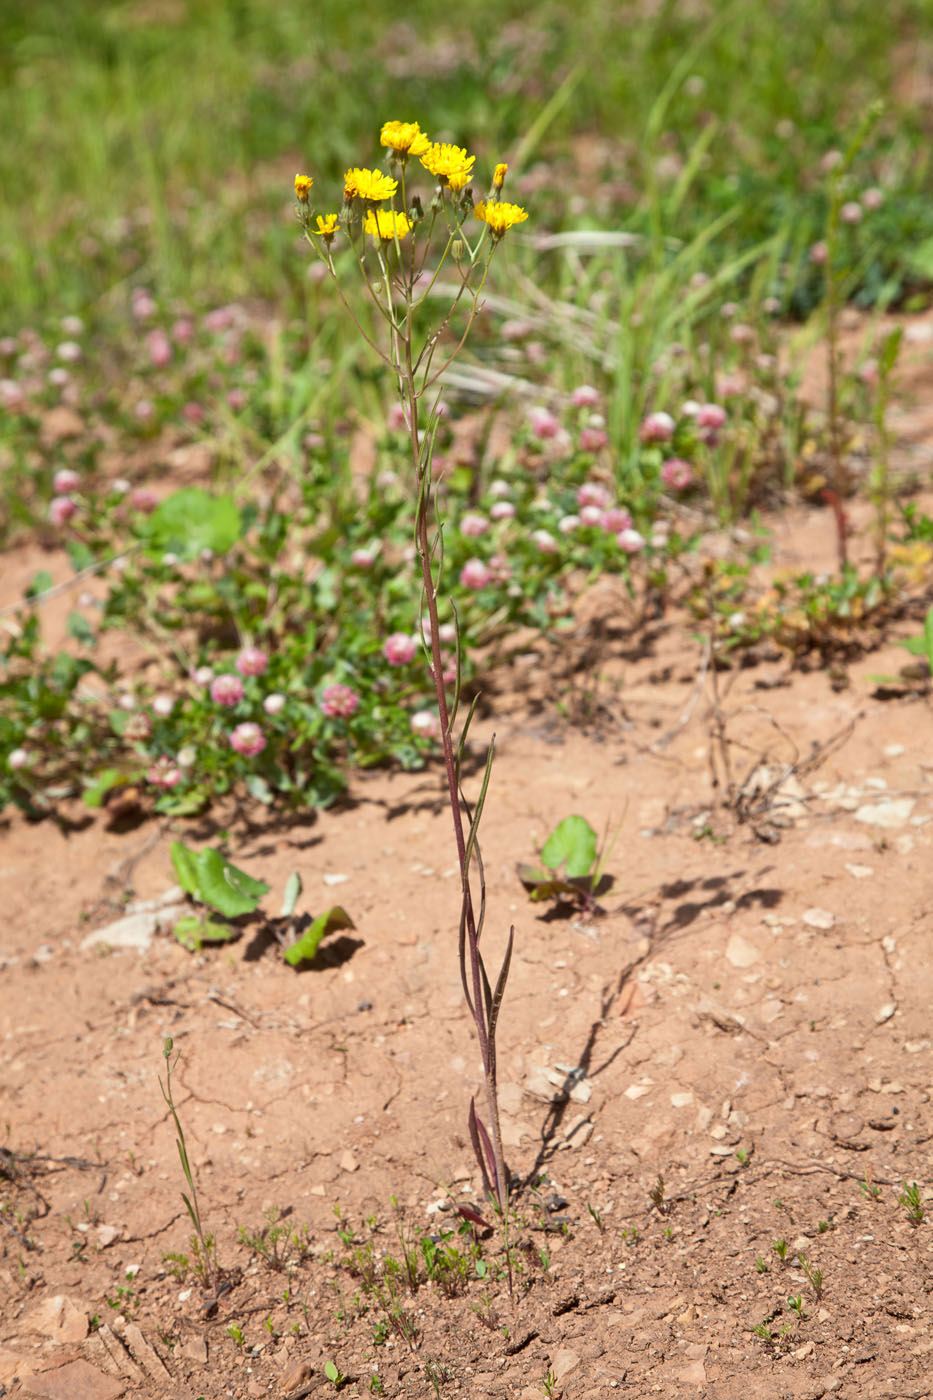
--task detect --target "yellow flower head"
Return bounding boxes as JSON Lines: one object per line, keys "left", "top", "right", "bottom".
{"left": 380, "top": 120, "right": 431, "bottom": 158}
{"left": 420, "top": 142, "right": 476, "bottom": 191}
{"left": 314, "top": 213, "right": 340, "bottom": 241}
{"left": 294, "top": 173, "right": 314, "bottom": 202}
{"left": 343, "top": 167, "right": 398, "bottom": 203}
{"left": 364, "top": 209, "right": 412, "bottom": 242}
{"left": 493, "top": 163, "right": 508, "bottom": 190}
{"left": 474, "top": 199, "right": 529, "bottom": 239}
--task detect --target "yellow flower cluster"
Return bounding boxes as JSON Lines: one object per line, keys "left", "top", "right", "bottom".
{"left": 314, "top": 213, "right": 340, "bottom": 241}
{"left": 474, "top": 200, "right": 528, "bottom": 238}
{"left": 344, "top": 167, "right": 398, "bottom": 203}
{"left": 294, "top": 125, "right": 528, "bottom": 254}
{"left": 364, "top": 209, "right": 412, "bottom": 242}
{"left": 420, "top": 143, "right": 475, "bottom": 192}
{"left": 380, "top": 120, "right": 431, "bottom": 157}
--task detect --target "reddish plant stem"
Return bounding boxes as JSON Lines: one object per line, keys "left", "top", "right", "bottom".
{"left": 404, "top": 368, "right": 508, "bottom": 1219}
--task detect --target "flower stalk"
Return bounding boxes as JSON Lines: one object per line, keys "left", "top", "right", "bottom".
{"left": 294, "top": 125, "right": 527, "bottom": 1231}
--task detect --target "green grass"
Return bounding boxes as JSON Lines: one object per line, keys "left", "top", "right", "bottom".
{"left": 2, "top": 0, "right": 932, "bottom": 320}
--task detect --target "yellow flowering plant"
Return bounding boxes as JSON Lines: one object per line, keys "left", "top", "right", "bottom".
{"left": 293, "top": 127, "right": 528, "bottom": 1242}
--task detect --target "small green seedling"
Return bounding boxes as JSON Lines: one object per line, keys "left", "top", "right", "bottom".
{"left": 897, "top": 607, "right": 933, "bottom": 679}
{"left": 587, "top": 1203, "right": 604, "bottom": 1232}
{"left": 755, "top": 1255, "right": 768, "bottom": 1274}
{"left": 543, "top": 1370, "right": 559, "bottom": 1398}
{"left": 160, "top": 1038, "right": 217, "bottom": 1294}
{"left": 859, "top": 1171, "right": 882, "bottom": 1201}
{"left": 787, "top": 1293, "right": 807, "bottom": 1320}
{"left": 282, "top": 905, "right": 355, "bottom": 967}
{"left": 324, "top": 1360, "right": 347, "bottom": 1389}
{"left": 772, "top": 1238, "right": 788, "bottom": 1262}
{"left": 799, "top": 1253, "right": 824, "bottom": 1300}
{"left": 170, "top": 839, "right": 270, "bottom": 948}
{"left": 517, "top": 815, "right": 617, "bottom": 911}
{"left": 898, "top": 1181, "right": 925, "bottom": 1224}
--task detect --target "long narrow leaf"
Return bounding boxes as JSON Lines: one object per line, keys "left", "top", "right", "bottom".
{"left": 462, "top": 737, "right": 495, "bottom": 876}
{"left": 487, "top": 926, "right": 514, "bottom": 1052}
{"left": 454, "top": 691, "right": 480, "bottom": 790}
{"left": 467, "top": 1098, "right": 495, "bottom": 1201}
{"left": 458, "top": 890, "right": 475, "bottom": 1022}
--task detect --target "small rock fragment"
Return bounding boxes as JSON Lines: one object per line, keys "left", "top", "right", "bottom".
{"left": 670, "top": 1091, "right": 693, "bottom": 1108}
{"left": 725, "top": 934, "right": 759, "bottom": 968}
{"left": 802, "top": 908, "right": 835, "bottom": 930}
{"left": 844, "top": 864, "right": 874, "bottom": 879}
{"left": 23, "top": 1295, "right": 89, "bottom": 1343}
{"left": 875, "top": 1002, "right": 897, "bottom": 1024}
{"left": 551, "top": 1348, "right": 581, "bottom": 1381}
{"left": 854, "top": 797, "right": 915, "bottom": 828}
{"left": 282, "top": 1359, "right": 312, "bottom": 1394}
{"left": 339, "top": 1150, "right": 359, "bottom": 1173}
{"left": 122, "top": 1323, "right": 171, "bottom": 1383}
{"left": 23, "top": 1358, "right": 124, "bottom": 1400}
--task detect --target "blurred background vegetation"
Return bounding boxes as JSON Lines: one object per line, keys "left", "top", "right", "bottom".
{"left": 3, "top": 0, "right": 933, "bottom": 322}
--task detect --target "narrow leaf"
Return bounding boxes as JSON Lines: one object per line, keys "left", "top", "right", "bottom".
{"left": 463, "top": 737, "right": 495, "bottom": 875}
{"left": 487, "top": 926, "right": 514, "bottom": 1049}
{"left": 467, "top": 1098, "right": 495, "bottom": 1201}
{"left": 280, "top": 872, "right": 302, "bottom": 919}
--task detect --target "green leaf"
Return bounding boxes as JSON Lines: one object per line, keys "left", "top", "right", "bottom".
{"left": 245, "top": 773, "right": 273, "bottom": 804}
{"left": 324, "top": 1362, "right": 339, "bottom": 1384}
{"left": 197, "top": 848, "right": 269, "bottom": 917}
{"left": 898, "top": 636, "right": 930, "bottom": 658}
{"left": 82, "top": 769, "right": 127, "bottom": 808}
{"left": 169, "top": 840, "right": 202, "bottom": 898}
{"left": 540, "top": 815, "right": 598, "bottom": 878}
{"left": 25, "top": 571, "right": 53, "bottom": 600}
{"left": 172, "top": 915, "right": 238, "bottom": 951}
{"left": 283, "top": 906, "right": 355, "bottom": 967}
{"left": 66, "top": 610, "right": 95, "bottom": 648}
{"left": 906, "top": 235, "right": 933, "bottom": 282}
{"left": 66, "top": 539, "right": 96, "bottom": 571}
{"left": 280, "top": 873, "right": 302, "bottom": 918}
{"left": 141, "top": 488, "right": 243, "bottom": 561}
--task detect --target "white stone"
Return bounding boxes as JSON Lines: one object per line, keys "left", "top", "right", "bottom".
{"left": 854, "top": 798, "right": 915, "bottom": 828}
{"left": 875, "top": 1002, "right": 897, "bottom": 1024}
{"left": 79, "top": 904, "right": 187, "bottom": 952}
{"left": 802, "top": 908, "right": 835, "bottom": 930}
{"left": 725, "top": 934, "right": 759, "bottom": 968}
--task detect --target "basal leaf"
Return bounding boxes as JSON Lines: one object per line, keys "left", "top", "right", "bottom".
{"left": 170, "top": 840, "right": 201, "bottom": 898}
{"left": 82, "top": 768, "right": 126, "bottom": 808}
{"left": 173, "top": 914, "right": 237, "bottom": 951}
{"left": 540, "top": 815, "right": 597, "bottom": 878}
{"left": 194, "top": 847, "right": 269, "bottom": 917}
{"left": 141, "top": 488, "right": 242, "bottom": 562}
{"left": 283, "top": 906, "right": 355, "bottom": 967}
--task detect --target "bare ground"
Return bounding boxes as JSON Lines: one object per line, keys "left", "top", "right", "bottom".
{"left": 3, "top": 461, "right": 933, "bottom": 1399}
